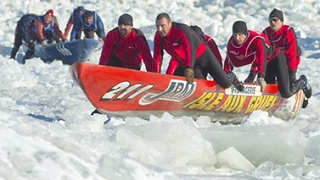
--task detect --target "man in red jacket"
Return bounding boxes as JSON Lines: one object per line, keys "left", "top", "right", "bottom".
{"left": 153, "top": 12, "right": 242, "bottom": 90}
{"left": 99, "top": 13, "right": 153, "bottom": 72}
{"left": 224, "top": 21, "right": 310, "bottom": 106}
{"left": 263, "top": 8, "right": 301, "bottom": 83}
{"left": 224, "top": 21, "right": 268, "bottom": 92}
{"left": 93, "top": 14, "right": 154, "bottom": 115}
{"left": 262, "top": 8, "right": 311, "bottom": 107}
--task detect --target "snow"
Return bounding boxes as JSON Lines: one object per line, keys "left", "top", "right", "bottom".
{"left": 1, "top": 0, "right": 320, "bottom": 179}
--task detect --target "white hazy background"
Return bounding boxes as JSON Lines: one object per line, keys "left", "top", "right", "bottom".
{"left": 1, "top": 0, "right": 320, "bottom": 179}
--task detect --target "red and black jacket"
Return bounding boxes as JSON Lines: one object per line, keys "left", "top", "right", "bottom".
{"left": 99, "top": 27, "right": 153, "bottom": 72}
{"left": 153, "top": 22, "right": 206, "bottom": 73}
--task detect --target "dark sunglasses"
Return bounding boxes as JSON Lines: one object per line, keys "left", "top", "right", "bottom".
{"left": 269, "top": 18, "right": 280, "bottom": 22}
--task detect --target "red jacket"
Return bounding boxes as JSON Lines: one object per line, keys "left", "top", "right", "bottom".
{"left": 263, "top": 25, "right": 300, "bottom": 71}
{"left": 153, "top": 22, "right": 206, "bottom": 73}
{"left": 204, "top": 34, "right": 222, "bottom": 67}
{"left": 99, "top": 28, "right": 153, "bottom": 72}
{"left": 33, "top": 16, "right": 66, "bottom": 41}
{"left": 224, "top": 30, "right": 271, "bottom": 77}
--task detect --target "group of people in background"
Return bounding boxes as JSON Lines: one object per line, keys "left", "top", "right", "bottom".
{"left": 10, "top": 7, "right": 312, "bottom": 109}
{"left": 10, "top": 7, "right": 105, "bottom": 64}
{"left": 64, "top": 6, "right": 105, "bottom": 42}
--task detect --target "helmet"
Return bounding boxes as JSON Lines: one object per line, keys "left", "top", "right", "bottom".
{"left": 45, "top": 9, "right": 54, "bottom": 16}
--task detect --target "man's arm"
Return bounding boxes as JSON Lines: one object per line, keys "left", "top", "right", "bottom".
{"left": 34, "top": 19, "right": 45, "bottom": 41}
{"left": 175, "top": 27, "right": 194, "bottom": 68}
{"left": 137, "top": 35, "right": 154, "bottom": 72}
{"left": 152, "top": 33, "right": 164, "bottom": 73}
{"left": 53, "top": 21, "right": 66, "bottom": 41}
{"left": 254, "top": 38, "right": 268, "bottom": 78}
{"left": 64, "top": 15, "right": 74, "bottom": 38}
{"left": 285, "top": 27, "right": 299, "bottom": 71}
{"left": 99, "top": 31, "right": 115, "bottom": 65}
{"left": 95, "top": 15, "right": 105, "bottom": 40}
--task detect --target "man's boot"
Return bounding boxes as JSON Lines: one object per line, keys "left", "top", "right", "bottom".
{"left": 227, "top": 71, "right": 244, "bottom": 92}
{"left": 22, "top": 50, "right": 34, "bottom": 64}
{"left": 290, "top": 78, "right": 305, "bottom": 94}
{"left": 91, "top": 109, "right": 102, "bottom": 115}
{"left": 302, "top": 98, "right": 308, "bottom": 108}
{"left": 299, "top": 75, "right": 312, "bottom": 99}
{"left": 10, "top": 47, "right": 19, "bottom": 59}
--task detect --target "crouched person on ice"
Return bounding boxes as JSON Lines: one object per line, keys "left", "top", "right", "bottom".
{"left": 15, "top": 10, "right": 67, "bottom": 63}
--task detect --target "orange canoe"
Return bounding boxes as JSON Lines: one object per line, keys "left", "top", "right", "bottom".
{"left": 70, "top": 62, "right": 305, "bottom": 122}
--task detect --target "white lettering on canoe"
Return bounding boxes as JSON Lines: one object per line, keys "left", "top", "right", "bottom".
{"left": 56, "top": 43, "right": 72, "bottom": 56}
{"left": 139, "top": 80, "right": 196, "bottom": 105}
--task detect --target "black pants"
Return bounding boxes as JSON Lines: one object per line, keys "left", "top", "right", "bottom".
{"left": 13, "top": 32, "right": 23, "bottom": 49}
{"left": 266, "top": 52, "right": 304, "bottom": 98}
{"left": 11, "top": 32, "right": 23, "bottom": 59}
{"left": 173, "top": 48, "right": 232, "bottom": 88}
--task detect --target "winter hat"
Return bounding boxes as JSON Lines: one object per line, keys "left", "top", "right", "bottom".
{"left": 269, "top": 8, "right": 284, "bottom": 21}
{"left": 232, "top": 21, "right": 248, "bottom": 35}
{"left": 118, "top": 14, "right": 133, "bottom": 26}
{"left": 76, "top": 6, "right": 85, "bottom": 14}
{"left": 45, "top": 9, "right": 54, "bottom": 17}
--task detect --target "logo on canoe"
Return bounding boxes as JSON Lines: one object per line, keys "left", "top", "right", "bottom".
{"left": 139, "top": 80, "right": 196, "bottom": 105}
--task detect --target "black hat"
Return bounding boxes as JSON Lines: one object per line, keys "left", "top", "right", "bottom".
{"left": 232, "top": 21, "right": 248, "bottom": 35}
{"left": 76, "top": 6, "right": 85, "bottom": 14}
{"left": 269, "top": 8, "right": 284, "bottom": 21}
{"left": 118, "top": 14, "right": 133, "bottom": 26}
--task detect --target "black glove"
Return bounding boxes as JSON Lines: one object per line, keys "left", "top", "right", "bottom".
{"left": 227, "top": 71, "right": 244, "bottom": 92}
{"left": 244, "top": 71, "right": 257, "bottom": 83}
{"left": 288, "top": 70, "right": 296, "bottom": 83}
{"left": 184, "top": 68, "right": 194, "bottom": 84}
